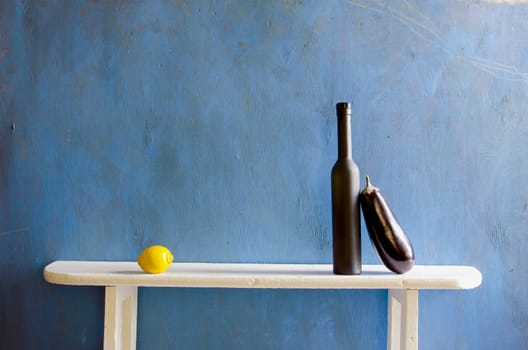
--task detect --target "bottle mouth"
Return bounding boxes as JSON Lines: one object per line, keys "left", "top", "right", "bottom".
{"left": 336, "top": 102, "right": 352, "bottom": 115}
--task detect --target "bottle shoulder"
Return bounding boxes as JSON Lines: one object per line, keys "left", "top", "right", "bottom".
{"left": 332, "top": 158, "right": 359, "bottom": 170}
{"left": 331, "top": 159, "right": 360, "bottom": 178}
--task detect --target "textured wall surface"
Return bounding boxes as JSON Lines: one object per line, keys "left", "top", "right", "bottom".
{"left": 1, "top": 0, "right": 527, "bottom": 349}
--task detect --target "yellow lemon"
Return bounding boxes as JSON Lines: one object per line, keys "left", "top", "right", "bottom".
{"left": 137, "top": 245, "right": 174, "bottom": 274}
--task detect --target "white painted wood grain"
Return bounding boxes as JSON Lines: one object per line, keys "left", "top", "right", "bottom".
{"left": 44, "top": 261, "right": 482, "bottom": 290}
{"left": 388, "top": 289, "right": 419, "bottom": 350}
{"left": 104, "top": 286, "right": 137, "bottom": 350}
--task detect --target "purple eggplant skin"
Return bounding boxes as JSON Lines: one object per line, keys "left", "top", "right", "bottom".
{"left": 359, "top": 176, "right": 414, "bottom": 274}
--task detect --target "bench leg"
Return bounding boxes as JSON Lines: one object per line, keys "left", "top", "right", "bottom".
{"left": 104, "top": 286, "right": 138, "bottom": 350}
{"left": 387, "top": 289, "right": 418, "bottom": 350}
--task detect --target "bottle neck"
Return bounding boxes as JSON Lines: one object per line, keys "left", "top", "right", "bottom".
{"left": 337, "top": 114, "right": 352, "bottom": 159}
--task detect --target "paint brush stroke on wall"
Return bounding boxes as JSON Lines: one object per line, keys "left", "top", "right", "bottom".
{"left": 483, "top": 0, "right": 528, "bottom": 3}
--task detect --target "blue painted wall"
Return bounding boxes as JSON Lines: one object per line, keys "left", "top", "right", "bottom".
{"left": 1, "top": 0, "right": 527, "bottom": 348}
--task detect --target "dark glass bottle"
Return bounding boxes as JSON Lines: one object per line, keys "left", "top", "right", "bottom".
{"left": 331, "top": 102, "right": 361, "bottom": 275}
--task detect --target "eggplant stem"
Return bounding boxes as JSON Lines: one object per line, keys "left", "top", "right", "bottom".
{"left": 366, "top": 175, "right": 371, "bottom": 188}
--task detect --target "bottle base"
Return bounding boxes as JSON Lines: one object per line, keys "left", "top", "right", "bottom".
{"left": 333, "top": 266, "right": 362, "bottom": 275}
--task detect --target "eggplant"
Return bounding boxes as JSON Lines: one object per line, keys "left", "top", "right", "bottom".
{"left": 359, "top": 176, "right": 414, "bottom": 274}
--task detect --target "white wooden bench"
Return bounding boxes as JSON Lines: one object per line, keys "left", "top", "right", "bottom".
{"left": 44, "top": 262, "right": 481, "bottom": 350}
